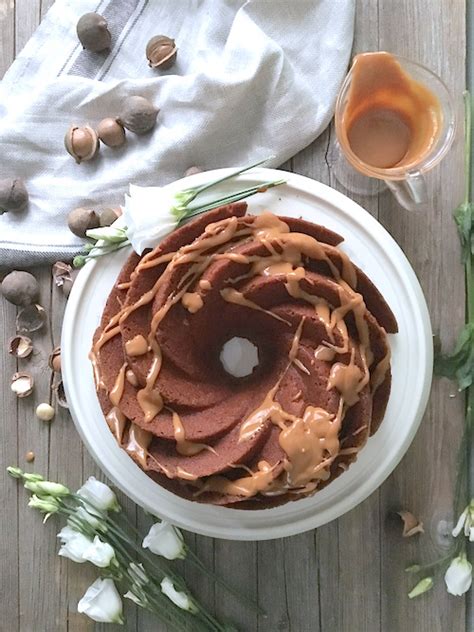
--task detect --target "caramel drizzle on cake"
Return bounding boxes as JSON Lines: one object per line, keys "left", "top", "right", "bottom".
{"left": 90, "top": 207, "right": 397, "bottom": 506}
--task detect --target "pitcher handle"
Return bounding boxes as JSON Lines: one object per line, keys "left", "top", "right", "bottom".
{"left": 384, "top": 171, "right": 428, "bottom": 210}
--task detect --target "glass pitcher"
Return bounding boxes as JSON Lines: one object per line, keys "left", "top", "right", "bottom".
{"left": 335, "top": 52, "right": 456, "bottom": 210}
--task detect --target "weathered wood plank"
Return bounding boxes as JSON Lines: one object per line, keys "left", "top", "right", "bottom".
{"left": 0, "top": 273, "right": 20, "bottom": 631}
{"left": 14, "top": 0, "right": 40, "bottom": 54}
{"left": 15, "top": 268, "right": 58, "bottom": 631}
{"left": 0, "top": 0, "right": 14, "bottom": 78}
{"left": 377, "top": 0, "right": 467, "bottom": 630}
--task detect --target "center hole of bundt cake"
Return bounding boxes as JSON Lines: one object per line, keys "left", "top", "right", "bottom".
{"left": 219, "top": 337, "right": 259, "bottom": 378}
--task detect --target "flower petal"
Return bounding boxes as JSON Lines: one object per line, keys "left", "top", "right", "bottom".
{"left": 77, "top": 476, "right": 120, "bottom": 512}
{"left": 160, "top": 577, "right": 197, "bottom": 612}
{"left": 444, "top": 555, "right": 473, "bottom": 596}
{"left": 78, "top": 578, "right": 124, "bottom": 624}
{"left": 82, "top": 536, "right": 115, "bottom": 568}
{"left": 142, "top": 521, "right": 185, "bottom": 560}
{"left": 452, "top": 506, "right": 469, "bottom": 537}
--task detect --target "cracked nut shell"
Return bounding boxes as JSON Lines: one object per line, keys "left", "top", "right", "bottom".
{"left": 1, "top": 270, "right": 39, "bottom": 306}
{"left": 52, "top": 261, "right": 75, "bottom": 297}
{"left": 0, "top": 178, "right": 29, "bottom": 214}
{"left": 97, "top": 118, "right": 126, "bottom": 147}
{"left": 68, "top": 207, "right": 100, "bottom": 237}
{"left": 49, "top": 347, "right": 62, "bottom": 372}
{"left": 146, "top": 35, "right": 178, "bottom": 70}
{"left": 9, "top": 335, "right": 33, "bottom": 359}
{"left": 65, "top": 125, "right": 99, "bottom": 163}
{"left": 16, "top": 304, "right": 46, "bottom": 333}
{"left": 76, "top": 12, "right": 111, "bottom": 52}
{"left": 11, "top": 372, "right": 34, "bottom": 398}
{"left": 118, "top": 96, "right": 159, "bottom": 135}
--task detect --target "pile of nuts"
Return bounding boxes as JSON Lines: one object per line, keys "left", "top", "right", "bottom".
{"left": 1, "top": 267, "right": 71, "bottom": 463}
{"left": 76, "top": 12, "right": 178, "bottom": 71}
{"left": 65, "top": 95, "right": 159, "bottom": 164}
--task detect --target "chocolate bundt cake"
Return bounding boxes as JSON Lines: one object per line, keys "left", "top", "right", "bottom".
{"left": 91, "top": 202, "right": 398, "bottom": 508}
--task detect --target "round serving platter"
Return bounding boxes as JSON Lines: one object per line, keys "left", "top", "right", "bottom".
{"left": 62, "top": 168, "right": 433, "bottom": 541}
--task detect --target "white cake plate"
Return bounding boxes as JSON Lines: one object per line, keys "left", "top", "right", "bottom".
{"left": 62, "top": 168, "right": 432, "bottom": 541}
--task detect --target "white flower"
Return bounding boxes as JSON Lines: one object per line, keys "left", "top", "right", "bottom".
{"left": 123, "top": 185, "right": 180, "bottom": 254}
{"left": 78, "top": 578, "right": 124, "bottom": 624}
{"left": 68, "top": 506, "right": 103, "bottom": 531}
{"left": 452, "top": 500, "right": 474, "bottom": 541}
{"left": 160, "top": 577, "right": 197, "bottom": 612}
{"left": 444, "top": 554, "right": 473, "bottom": 596}
{"left": 77, "top": 476, "right": 120, "bottom": 512}
{"left": 57, "top": 526, "right": 92, "bottom": 564}
{"left": 142, "top": 521, "right": 186, "bottom": 560}
{"left": 83, "top": 536, "right": 116, "bottom": 568}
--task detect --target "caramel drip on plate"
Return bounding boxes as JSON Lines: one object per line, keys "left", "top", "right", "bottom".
{"left": 125, "top": 423, "right": 152, "bottom": 468}
{"left": 125, "top": 334, "right": 148, "bottom": 357}
{"left": 109, "top": 363, "right": 127, "bottom": 407}
{"left": 106, "top": 407, "right": 128, "bottom": 443}
{"left": 171, "top": 410, "right": 213, "bottom": 456}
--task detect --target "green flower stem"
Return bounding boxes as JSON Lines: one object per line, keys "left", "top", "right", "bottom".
{"left": 181, "top": 157, "right": 273, "bottom": 203}
{"left": 63, "top": 502, "right": 223, "bottom": 632}
{"left": 118, "top": 504, "right": 263, "bottom": 615}
{"left": 185, "top": 546, "right": 265, "bottom": 617}
{"left": 183, "top": 179, "right": 286, "bottom": 221}
{"left": 455, "top": 92, "right": 474, "bottom": 520}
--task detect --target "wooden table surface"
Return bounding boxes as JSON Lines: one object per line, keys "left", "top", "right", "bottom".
{"left": 0, "top": 1, "right": 470, "bottom": 631}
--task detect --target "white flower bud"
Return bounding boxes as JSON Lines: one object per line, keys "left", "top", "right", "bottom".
{"left": 25, "top": 480, "right": 70, "bottom": 497}
{"left": 123, "top": 185, "right": 179, "bottom": 254}
{"left": 142, "top": 521, "right": 186, "bottom": 560}
{"left": 160, "top": 577, "right": 197, "bottom": 612}
{"left": 444, "top": 554, "right": 473, "bottom": 596}
{"left": 82, "top": 536, "right": 116, "bottom": 568}
{"left": 78, "top": 578, "right": 124, "bottom": 624}
{"left": 408, "top": 577, "right": 433, "bottom": 599}
{"left": 77, "top": 476, "right": 120, "bottom": 512}
{"left": 28, "top": 494, "right": 60, "bottom": 514}
{"left": 57, "top": 526, "right": 92, "bottom": 563}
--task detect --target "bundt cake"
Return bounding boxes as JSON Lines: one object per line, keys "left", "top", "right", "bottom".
{"left": 90, "top": 202, "right": 398, "bottom": 508}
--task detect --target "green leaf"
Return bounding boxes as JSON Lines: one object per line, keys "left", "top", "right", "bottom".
{"left": 454, "top": 202, "right": 473, "bottom": 262}
{"left": 435, "top": 323, "right": 474, "bottom": 390}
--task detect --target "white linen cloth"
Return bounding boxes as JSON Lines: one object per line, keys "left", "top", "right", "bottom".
{"left": 0, "top": 0, "right": 355, "bottom": 266}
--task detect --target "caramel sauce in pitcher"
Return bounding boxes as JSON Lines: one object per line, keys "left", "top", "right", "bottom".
{"left": 340, "top": 52, "right": 441, "bottom": 171}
